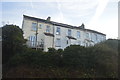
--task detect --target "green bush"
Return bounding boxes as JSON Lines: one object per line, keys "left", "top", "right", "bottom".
{"left": 62, "top": 45, "right": 86, "bottom": 68}
{"left": 92, "top": 44, "right": 118, "bottom": 77}
{"left": 5, "top": 39, "right": 118, "bottom": 78}
{"left": 2, "top": 25, "right": 27, "bottom": 64}
{"left": 48, "top": 48, "right": 57, "bottom": 54}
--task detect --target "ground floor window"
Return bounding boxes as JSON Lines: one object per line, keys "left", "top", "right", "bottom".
{"left": 55, "top": 38, "right": 61, "bottom": 47}
{"left": 29, "top": 35, "right": 36, "bottom": 47}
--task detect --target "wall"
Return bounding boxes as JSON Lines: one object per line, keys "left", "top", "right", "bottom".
{"left": 22, "top": 16, "right": 106, "bottom": 51}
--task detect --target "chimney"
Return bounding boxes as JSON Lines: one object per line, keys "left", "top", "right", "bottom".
{"left": 79, "top": 23, "right": 85, "bottom": 29}
{"left": 47, "top": 16, "right": 51, "bottom": 21}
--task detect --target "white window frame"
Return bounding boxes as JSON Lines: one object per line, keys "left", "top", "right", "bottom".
{"left": 32, "top": 23, "right": 37, "bottom": 31}
{"left": 56, "top": 27, "right": 60, "bottom": 35}
{"left": 77, "top": 31, "right": 80, "bottom": 38}
{"left": 68, "top": 29, "right": 71, "bottom": 36}
{"left": 46, "top": 25, "right": 50, "bottom": 33}
{"left": 39, "top": 24, "right": 42, "bottom": 29}
{"left": 86, "top": 32, "right": 89, "bottom": 39}
{"left": 29, "top": 35, "right": 36, "bottom": 47}
{"left": 55, "top": 38, "right": 61, "bottom": 47}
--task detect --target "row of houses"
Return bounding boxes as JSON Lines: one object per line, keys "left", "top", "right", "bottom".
{"left": 22, "top": 15, "right": 106, "bottom": 51}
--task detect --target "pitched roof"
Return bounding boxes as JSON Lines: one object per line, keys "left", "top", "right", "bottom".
{"left": 85, "top": 29, "right": 106, "bottom": 35}
{"left": 23, "top": 15, "right": 106, "bottom": 36}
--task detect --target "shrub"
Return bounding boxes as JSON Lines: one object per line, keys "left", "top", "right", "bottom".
{"left": 62, "top": 45, "right": 86, "bottom": 68}
{"left": 2, "top": 25, "right": 27, "bottom": 64}
{"left": 48, "top": 48, "right": 57, "bottom": 54}
{"left": 5, "top": 39, "right": 118, "bottom": 78}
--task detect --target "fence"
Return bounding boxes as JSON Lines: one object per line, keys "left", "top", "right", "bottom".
{"left": 26, "top": 41, "right": 44, "bottom": 49}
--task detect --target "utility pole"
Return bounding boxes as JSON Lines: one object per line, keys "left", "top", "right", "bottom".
{"left": 35, "top": 20, "right": 38, "bottom": 50}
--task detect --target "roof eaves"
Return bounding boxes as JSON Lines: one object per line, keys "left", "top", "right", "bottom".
{"left": 23, "top": 15, "right": 106, "bottom": 36}
{"left": 86, "top": 29, "right": 106, "bottom": 35}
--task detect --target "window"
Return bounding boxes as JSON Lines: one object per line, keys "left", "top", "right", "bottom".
{"left": 56, "top": 38, "right": 61, "bottom": 47}
{"left": 77, "top": 31, "right": 80, "bottom": 38}
{"left": 92, "top": 33, "right": 97, "bottom": 41}
{"left": 32, "top": 23, "right": 37, "bottom": 31}
{"left": 68, "top": 29, "right": 71, "bottom": 36}
{"left": 56, "top": 27, "right": 60, "bottom": 35}
{"left": 66, "top": 40, "right": 68, "bottom": 44}
{"left": 39, "top": 24, "right": 42, "bottom": 29}
{"left": 95, "top": 34, "right": 97, "bottom": 40}
{"left": 46, "top": 25, "right": 50, "bottom": 33}
{"left": 29, "top": 36, "right": 36, "bottom": 47}
{"left": 86, "top": 33, "right": 89, "bottom": 39}
{"left": 29, "top": 36, "right": 36, "bottom": 42}
{"left": 91, "top": 33, "right": 94, "bottom": 41}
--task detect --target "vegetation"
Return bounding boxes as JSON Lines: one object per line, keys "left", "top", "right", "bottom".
{"left": 2, "top": 25, "right": 119, "bottom": 78}
{"left": 2, "top": 24, "right": 27, "bottom": 64}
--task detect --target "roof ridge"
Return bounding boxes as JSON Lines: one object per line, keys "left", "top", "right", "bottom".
{"left": 23, "top": 15, "right": 106, "bottom": 35}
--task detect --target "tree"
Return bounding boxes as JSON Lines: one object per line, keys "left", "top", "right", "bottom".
{"left": 2, "top": 24, "right": 26, "bottom": 64}
{"left": 92, "top": 40, "right": 118, "bottom": 77}
{"left": 62, "top": 45, "right": 86, "bottom": 68}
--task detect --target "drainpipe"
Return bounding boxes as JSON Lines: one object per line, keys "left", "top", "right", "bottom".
{"left": 52, "top": 24, "right": 55, "bottom": 48}
{"left": 35, "top": 20, "right": 38, "bottom": 50}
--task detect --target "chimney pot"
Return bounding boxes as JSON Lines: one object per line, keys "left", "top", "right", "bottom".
{"left": 47, "top": 16, "right": 51, "bottom": 21}
{"left": 79, "top": 23, "right": 85, "bottom": 29}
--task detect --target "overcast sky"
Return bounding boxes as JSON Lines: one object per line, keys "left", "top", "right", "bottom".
{"left": 1, "top": 0, "right": 119, "bottom": 39}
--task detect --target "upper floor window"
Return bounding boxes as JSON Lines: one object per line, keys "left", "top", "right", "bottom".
{"left": 77, "top": 31, "right": 80, "bottom": 38}
{"left": 68, "top": 29, "right": 71, "bottom": 36}
{"left": 46, "top": 25, "right": 50, "bottom": 33}
{"left": 39, "top": 24, "right": 42, "bottom": 29}
{"left": 92, "top": 33, "right": 97, "bottom": 41}
{"left": 56, "top": 27, "right": 60, "bottom": 35}
{"left": 32, "top": 23, "right": 37, "bottom": 31}
{"left": 86, "top": 33, "right": 89, "bottom": 39}
{"left": 95, "top": 34, "right": 97, "bottom": 41}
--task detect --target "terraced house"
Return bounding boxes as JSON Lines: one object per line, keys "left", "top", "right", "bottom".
{"left": 22, "top": 15, "right": 106, "bottom": 51}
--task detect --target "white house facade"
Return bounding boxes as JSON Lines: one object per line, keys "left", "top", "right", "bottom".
{"left": 22, "top": 15, "right": 106, "bottom": 51}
